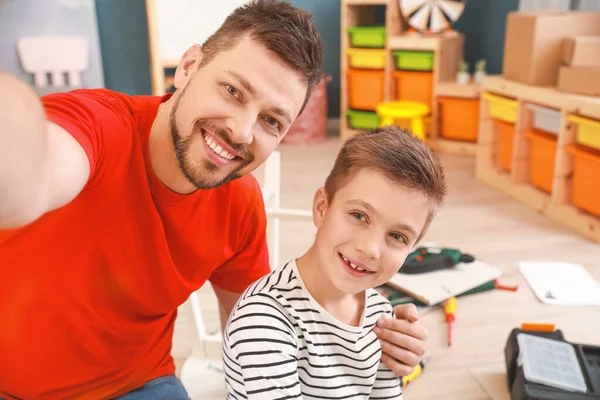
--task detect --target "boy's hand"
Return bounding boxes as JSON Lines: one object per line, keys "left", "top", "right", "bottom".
{"left": 373, "top": 303, "right": 427, "bottom": 377}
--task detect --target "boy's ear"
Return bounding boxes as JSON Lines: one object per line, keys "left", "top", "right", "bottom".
{"left": 173, "top": 44, "right": 204, "bottom": 89}
{"left": 312, "top": 187, "right": 328, "bottom": 228}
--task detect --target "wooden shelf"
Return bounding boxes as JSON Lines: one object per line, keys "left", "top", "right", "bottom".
{"left": 482, "top": 75, "right": 600, "bottom": 120}
{"left": 476, "top": 75, "right": 600, "bottom": 243}
{"left": 388, "top": 35, "right": 441, "bottom": 51}
{"left": 475, "top": 168, "right": 551, "bottom": 212}
{"left": 546, "top": 204, "right": 600, "bottom": 243}
{"left": 387, "top": 31, "right": 462, "bottom": 51}
{"left": 435, "top": 81, "right": 481, "bottom": 99}
{"left": 340, "top": 0, "right": 465, "bottom": 144}
{"left": 429, "top": 138, "right": 477, "bottom": 156}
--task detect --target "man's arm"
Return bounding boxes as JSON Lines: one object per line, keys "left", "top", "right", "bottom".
{"left": 0, "top": 73, "right": 89, "bottom": 229}
{"left": 373, "top": 304, "right": 427, "bottom": 377}
{"left": 212, "top": 284, "right": 242, "bottom": 333}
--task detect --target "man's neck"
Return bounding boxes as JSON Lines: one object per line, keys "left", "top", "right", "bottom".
{"left": 149, "top": 99, "right": 197, "bottom": 195}
{"left": 296, "top": 247, "right": 365, "bottom": 327}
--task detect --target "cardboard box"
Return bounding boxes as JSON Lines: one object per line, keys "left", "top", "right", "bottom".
{"left": 557, "top": 66, "right": 600, "bottom": 97}
{"left": 562, "top": 36, "right": 600, "bottom": 67}
{"left": 503, "top": 11, "right": 600, "bottom": 86}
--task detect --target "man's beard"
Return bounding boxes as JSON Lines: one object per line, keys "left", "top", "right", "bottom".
{"left": 168, "top": 92, "right": 253, "bottom": 189}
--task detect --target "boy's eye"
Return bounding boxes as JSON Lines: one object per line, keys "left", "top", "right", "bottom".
{"left": 390, "top": 232, "right": 407, "bottom": 244}
{"left": 225, "top": 84, "right": 240, "bottom": 98}
{"left": 352, "top": 211, "right": 366, "bottom": 221}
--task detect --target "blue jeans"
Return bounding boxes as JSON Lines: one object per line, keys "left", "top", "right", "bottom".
{"left": 0, "top": 376, "right": 190, "bottom": 400}
{"left": 114, "top": 375, "right": 190, "bottom": 400}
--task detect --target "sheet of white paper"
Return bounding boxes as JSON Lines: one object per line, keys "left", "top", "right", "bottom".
{"left": 518, "top": 262, "right": 600, "bottom": 306}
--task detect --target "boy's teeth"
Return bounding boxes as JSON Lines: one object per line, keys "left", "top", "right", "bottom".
{"left": 342, "top": 255, "right": 367, "bottom": 272}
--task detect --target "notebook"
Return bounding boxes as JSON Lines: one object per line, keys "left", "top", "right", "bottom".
{"left": 386, "top": 260, "right": 502, "bottom": 306}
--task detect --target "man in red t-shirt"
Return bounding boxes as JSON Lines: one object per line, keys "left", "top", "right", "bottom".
{"left": 0, "top": 1, "right": 427, "bottom": 399}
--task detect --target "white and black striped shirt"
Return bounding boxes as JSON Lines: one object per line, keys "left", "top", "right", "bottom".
{"left": 222, "top": 260, "right": 403, "bottom": 400}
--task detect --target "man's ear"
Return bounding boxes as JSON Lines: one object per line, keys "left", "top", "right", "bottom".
{"left": 312, "top": 187, "right": 328, "bottom": 229}
{"left": 173, "top": 44, "right": 203, "bottom": 89}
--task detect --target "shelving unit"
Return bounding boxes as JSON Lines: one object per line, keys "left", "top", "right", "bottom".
{"left": 340, "top": 0, "right": 394, "bottom": 141}
{"left": 340, "top": 0, "right": 471, "bottom": 154}
{"left": 477, "top": 75, "right": 600, "bottom": 243}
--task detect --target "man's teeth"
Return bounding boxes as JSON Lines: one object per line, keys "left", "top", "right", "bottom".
{"left": 204, "top": 134, "right": 235, "bottom": 160}
{"left": 341, "top": 255, "right": 368, "bottom": 272}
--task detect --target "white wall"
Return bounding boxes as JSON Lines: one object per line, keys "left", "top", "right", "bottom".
{"left": 0, "top": 0, "right": 104, "bottom": 95}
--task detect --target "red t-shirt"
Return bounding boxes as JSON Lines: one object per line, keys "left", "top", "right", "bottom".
{"left": 0, "top": 89, "right": 270, "bottom": 399}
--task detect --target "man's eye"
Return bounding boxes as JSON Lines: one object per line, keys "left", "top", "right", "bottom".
{"left": 225, "top": 85, "right": 240, "bottom": 98}
{"left": 264, "top": 116, "right": 281, "bottom": 129}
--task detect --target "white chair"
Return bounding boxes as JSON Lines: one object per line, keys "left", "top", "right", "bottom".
{"left": 174, "top": 151, "right": 312, "bottom": 376}
{"left": 16, "top": 36, "right": 89, "bottom": 89}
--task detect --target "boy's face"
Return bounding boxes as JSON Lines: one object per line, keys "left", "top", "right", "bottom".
{"left": 312, "top": 169, "right": 431, "bottom": 295}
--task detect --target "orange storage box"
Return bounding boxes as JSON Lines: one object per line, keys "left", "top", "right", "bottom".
{"left": 393, "top": 70, "right": 433, "bottom": 106}
{"left": 567, "top": 145, "right": 600, "bottom": 217}
{"left": 347, "top": 68, "right": 384, "bottom": 111}
{"left": 438, "top": 97, "right": 480, "bottom": 142}
{"left": 525, "top": 129, "right": 557, "bottom": 193}
{"left": 495, "top": 119, "right": 515, "bottom": 171}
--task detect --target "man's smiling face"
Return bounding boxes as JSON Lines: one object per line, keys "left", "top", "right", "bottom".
{"left": 170, "top": 35, "right": 308, "bottom": 189}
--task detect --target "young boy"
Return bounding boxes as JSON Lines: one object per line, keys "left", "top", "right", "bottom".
{"left": 222, "top": 127, "right": 447, "bottom": 399}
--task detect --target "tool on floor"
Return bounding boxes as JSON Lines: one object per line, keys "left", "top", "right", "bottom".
{"left": 399, "top": 246, "right": 475, "bottom": 274}
{"left": 401, "top": 359, "right": 427, "bottom": 388}
{"left": 505, "top": 324, "right": 600, "bottom": 399}
{"left": 443, "top": 296, "right": 456, "bottom": 347}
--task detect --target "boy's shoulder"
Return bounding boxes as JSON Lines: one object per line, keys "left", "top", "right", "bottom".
{"left": 365, "top": 288, "right": 395, "bottom": 317}
{"left": 232, "top": 262, "right": 301, "bottom": 313}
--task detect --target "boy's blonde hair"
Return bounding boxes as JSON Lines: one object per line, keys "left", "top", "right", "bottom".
{"left": 324, "top": 127, "right": 447, "bottom": 243}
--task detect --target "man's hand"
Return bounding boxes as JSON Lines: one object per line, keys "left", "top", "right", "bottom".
{"left": 373, "top": 303, "right": 427, "bottom": 377}
{"left": 0, "top": 73, "right": 89, "bottom": 229}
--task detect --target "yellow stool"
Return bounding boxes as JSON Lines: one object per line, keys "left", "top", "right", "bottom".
{"left": 376, "top": 101, "right": 430, "bottom": 140}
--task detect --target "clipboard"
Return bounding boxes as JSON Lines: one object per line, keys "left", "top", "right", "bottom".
{"left": 386, "top": 260, "right": 502, "bottom": 306}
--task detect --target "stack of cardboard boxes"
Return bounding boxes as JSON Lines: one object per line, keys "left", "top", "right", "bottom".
{"left": 560, "top": 36, "right": 600, "bottom": 96}
{"left": 502, "top": 10, "right": 600, "bottom": 96}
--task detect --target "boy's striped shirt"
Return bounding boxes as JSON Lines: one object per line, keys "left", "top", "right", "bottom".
{"left": 222, "top": 260, "right": 403, "bottom": 400}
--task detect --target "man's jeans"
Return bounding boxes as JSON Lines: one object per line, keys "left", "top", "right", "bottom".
{"left": 115, "top": 375, "right": 191, "bottom": 400}
{"left": 0, "top": 375, "right": 190, "bottom": 400}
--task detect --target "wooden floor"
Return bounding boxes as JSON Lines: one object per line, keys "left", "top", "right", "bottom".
{"left": 179, "top": 137, "right": 600, "bottom": 399}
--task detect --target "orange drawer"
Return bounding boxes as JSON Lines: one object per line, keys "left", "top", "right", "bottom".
{"left": 567, "top": 144, "right": 600, "bottom": 217}
{"left": 347, "top": 68, "right": 384, "bottom": 111}
{"left": 438, "top": 97, "right": 480, "bottom": 142}
{"left": 525, "top": 129, "right": 557, "bottom": 193}
{"left": 393, "top": 70, "right": 433, "bottom": 106}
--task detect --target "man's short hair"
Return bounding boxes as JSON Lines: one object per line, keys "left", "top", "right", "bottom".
{"left": 201, "top": 0, "right": 324, "bottom": 113}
